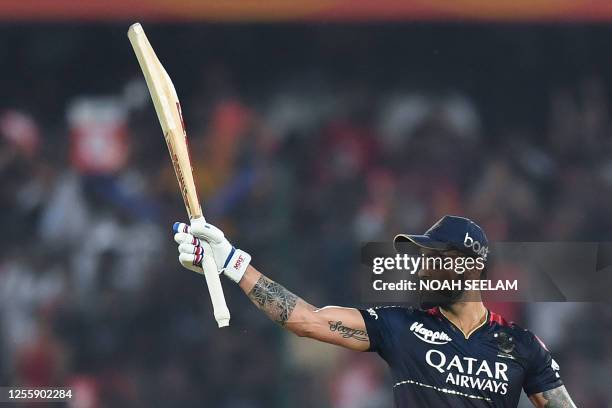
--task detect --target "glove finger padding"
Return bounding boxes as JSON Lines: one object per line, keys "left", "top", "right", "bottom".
{"left": 174, "top": 232, "right": 201, "bottom": 246}
{"left": 174, "top": 220, "right": 224, "bottom": 245}
{"left": 178, "top": 243, "right": 203, "bottom": 255}
{"left": 179, "top": 252, "right": 203, "bottom": 273}
{"left": 176, "top": 234, "right": 219, "bottom": 275}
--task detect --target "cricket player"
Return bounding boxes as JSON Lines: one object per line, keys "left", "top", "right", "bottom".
{"left": 172, "top": 215, "right": 577, "bottom": 407}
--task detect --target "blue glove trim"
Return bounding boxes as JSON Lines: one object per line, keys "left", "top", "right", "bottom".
{"left": 173, "top": 222, "right": 190, "bottom": 234}
{"left": 223, "top": 247, "right": 236, "bottom": 268}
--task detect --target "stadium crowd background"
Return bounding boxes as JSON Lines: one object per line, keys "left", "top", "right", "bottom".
{"left": 1, "top": 24, "right": 612, "bottom": 407}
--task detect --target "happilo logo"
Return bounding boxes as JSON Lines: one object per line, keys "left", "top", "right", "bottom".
{"left": 410, "top": 322, "right": 452, "bottom": 345}
{"left": 464, "top": 233, "right": 489, "bottom": 260}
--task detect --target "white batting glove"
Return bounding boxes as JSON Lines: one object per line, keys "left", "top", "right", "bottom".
{"left": 173, "top": 218, "right": 251, "bottom": 283}
{"left": 173, "top": 228, "right": 212, "bottom": 275}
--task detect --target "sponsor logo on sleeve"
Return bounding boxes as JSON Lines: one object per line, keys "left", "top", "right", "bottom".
{"left": 551, "top": 359, "right": 560, "bottom": 378}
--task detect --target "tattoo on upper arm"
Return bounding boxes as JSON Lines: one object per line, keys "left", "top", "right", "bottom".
{"left": 328, "top": 321, "right": 369, "bottom": 341}
{"left": 540, "top": 386, "right": 577, "bottom": 408}
{"left": 248, "top": 276, "right": 298, "bottom": 325}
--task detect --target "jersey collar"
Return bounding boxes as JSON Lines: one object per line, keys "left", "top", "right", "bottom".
{"left": 434, "top": 307, "right": 490, "bottom": 340}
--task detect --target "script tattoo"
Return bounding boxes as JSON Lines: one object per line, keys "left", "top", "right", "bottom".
{"left": 328, "top": 321, "right": 369, "bottom": 342}
{"left": 541, "top": 386, "right": 577, "bottom": 408}
{"left": 248, "top": 276, "right": 298, "bottom": 325}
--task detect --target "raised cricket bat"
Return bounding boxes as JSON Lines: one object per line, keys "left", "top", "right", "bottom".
{"left": 128, "top": 22, "right": 230, "bottom": 328}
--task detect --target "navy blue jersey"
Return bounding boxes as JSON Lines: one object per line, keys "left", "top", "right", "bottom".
{"left": 359, "top": 306, "right": 562, "bottom": 407}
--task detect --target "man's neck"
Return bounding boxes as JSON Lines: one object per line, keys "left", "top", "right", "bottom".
{"left": 440, "top": 300, "right": 487, "bottom": 338}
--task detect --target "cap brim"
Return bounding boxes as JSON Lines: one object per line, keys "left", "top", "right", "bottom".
{"left": 393, "top": 234, "right": 451, "bottom": 253}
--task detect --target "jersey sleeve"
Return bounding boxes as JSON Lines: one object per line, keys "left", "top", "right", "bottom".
{"left": 522, "top": 331, "right": 564, "bottom": 395}
{"left": 358, "top": 306, "right": 406, "bottom": 355}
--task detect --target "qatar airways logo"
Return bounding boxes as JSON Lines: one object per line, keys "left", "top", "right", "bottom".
{"left": 426, "top": 350, "right": 509, "bottom": 395}
{"left": 410, "top": 322, "right": 452, "bottom": 345}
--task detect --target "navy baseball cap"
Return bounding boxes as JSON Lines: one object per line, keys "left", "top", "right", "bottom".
{"left": 394, "top": 215, "right": 489, "bottom": 260}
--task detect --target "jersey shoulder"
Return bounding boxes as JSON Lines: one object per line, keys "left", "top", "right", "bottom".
{"left": 363, "top": 305, "right": 427, "bottom": 328}
{"left": 364, "top": 305, "right": 416, "bottom": 320}
{"left": 488, "top": 311, "right": 538, "bottom": 342}
{"left": 487, "top": 311, "right": 563, "bottom": 394}
{"left": 487, "top": 310, "right": 553, "bottom": 362}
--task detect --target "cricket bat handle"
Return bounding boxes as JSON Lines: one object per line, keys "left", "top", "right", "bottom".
{"left": 191, "top": 216, "right": 231, "bottom": 328}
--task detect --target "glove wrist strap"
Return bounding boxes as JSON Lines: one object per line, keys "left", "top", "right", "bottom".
{"left": 223, "top": 248, "right": 251, "bottom": 283}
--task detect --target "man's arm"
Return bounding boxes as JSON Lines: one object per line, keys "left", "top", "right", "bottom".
{"left": 173, "top": 221, "right": 370, "bottom": 351}
{"left": 239, "top": 264, "right": 370, "bottom": 351}
{"left": 529, "top": 385, "right": 577, "bottom": 408}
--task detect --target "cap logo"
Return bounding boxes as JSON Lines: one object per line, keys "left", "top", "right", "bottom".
{"left": 463, "top": 232, "right": 488, "bottom": 260}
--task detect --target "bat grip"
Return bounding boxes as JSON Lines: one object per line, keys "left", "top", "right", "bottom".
{"left": 202, "top": 256, "right": 231, "bottom": 328}
{"left": 191, "top": 216, "right": 231, "bottom": 328}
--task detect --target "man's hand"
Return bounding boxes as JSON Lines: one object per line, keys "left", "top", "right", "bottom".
{"left": 172, "top": 226, "right": 213, "bottom": 275}
{"left": 173, "top": 220, "right": 251, "bottom": 283}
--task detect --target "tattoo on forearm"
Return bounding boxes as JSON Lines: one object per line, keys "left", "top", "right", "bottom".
{"left": 248, "top": 276, "right": 298, "bottom": 325}
{"left": 328, "top": 321, "right": 369, "bottom": 341}
{"left": 542, "top": 386, "right": 577, "bottom": 408}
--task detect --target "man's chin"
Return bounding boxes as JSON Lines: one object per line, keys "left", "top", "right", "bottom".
{"left": 418, "top": 290, "right": 463, "bottom": 310}
{"left": 419, "top": 298, "right": 454, "bottom": 310}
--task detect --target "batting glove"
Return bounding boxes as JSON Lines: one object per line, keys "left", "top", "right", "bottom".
{"left": 173, "top": 218, "right": 251, "bottom": 283}
{"left": 173, "top": 233, "right": 217, "bottom": 275}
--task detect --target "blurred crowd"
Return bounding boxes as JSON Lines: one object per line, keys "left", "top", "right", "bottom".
{"left": 2, "top": 26, "right": 612, "bottom": 408}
